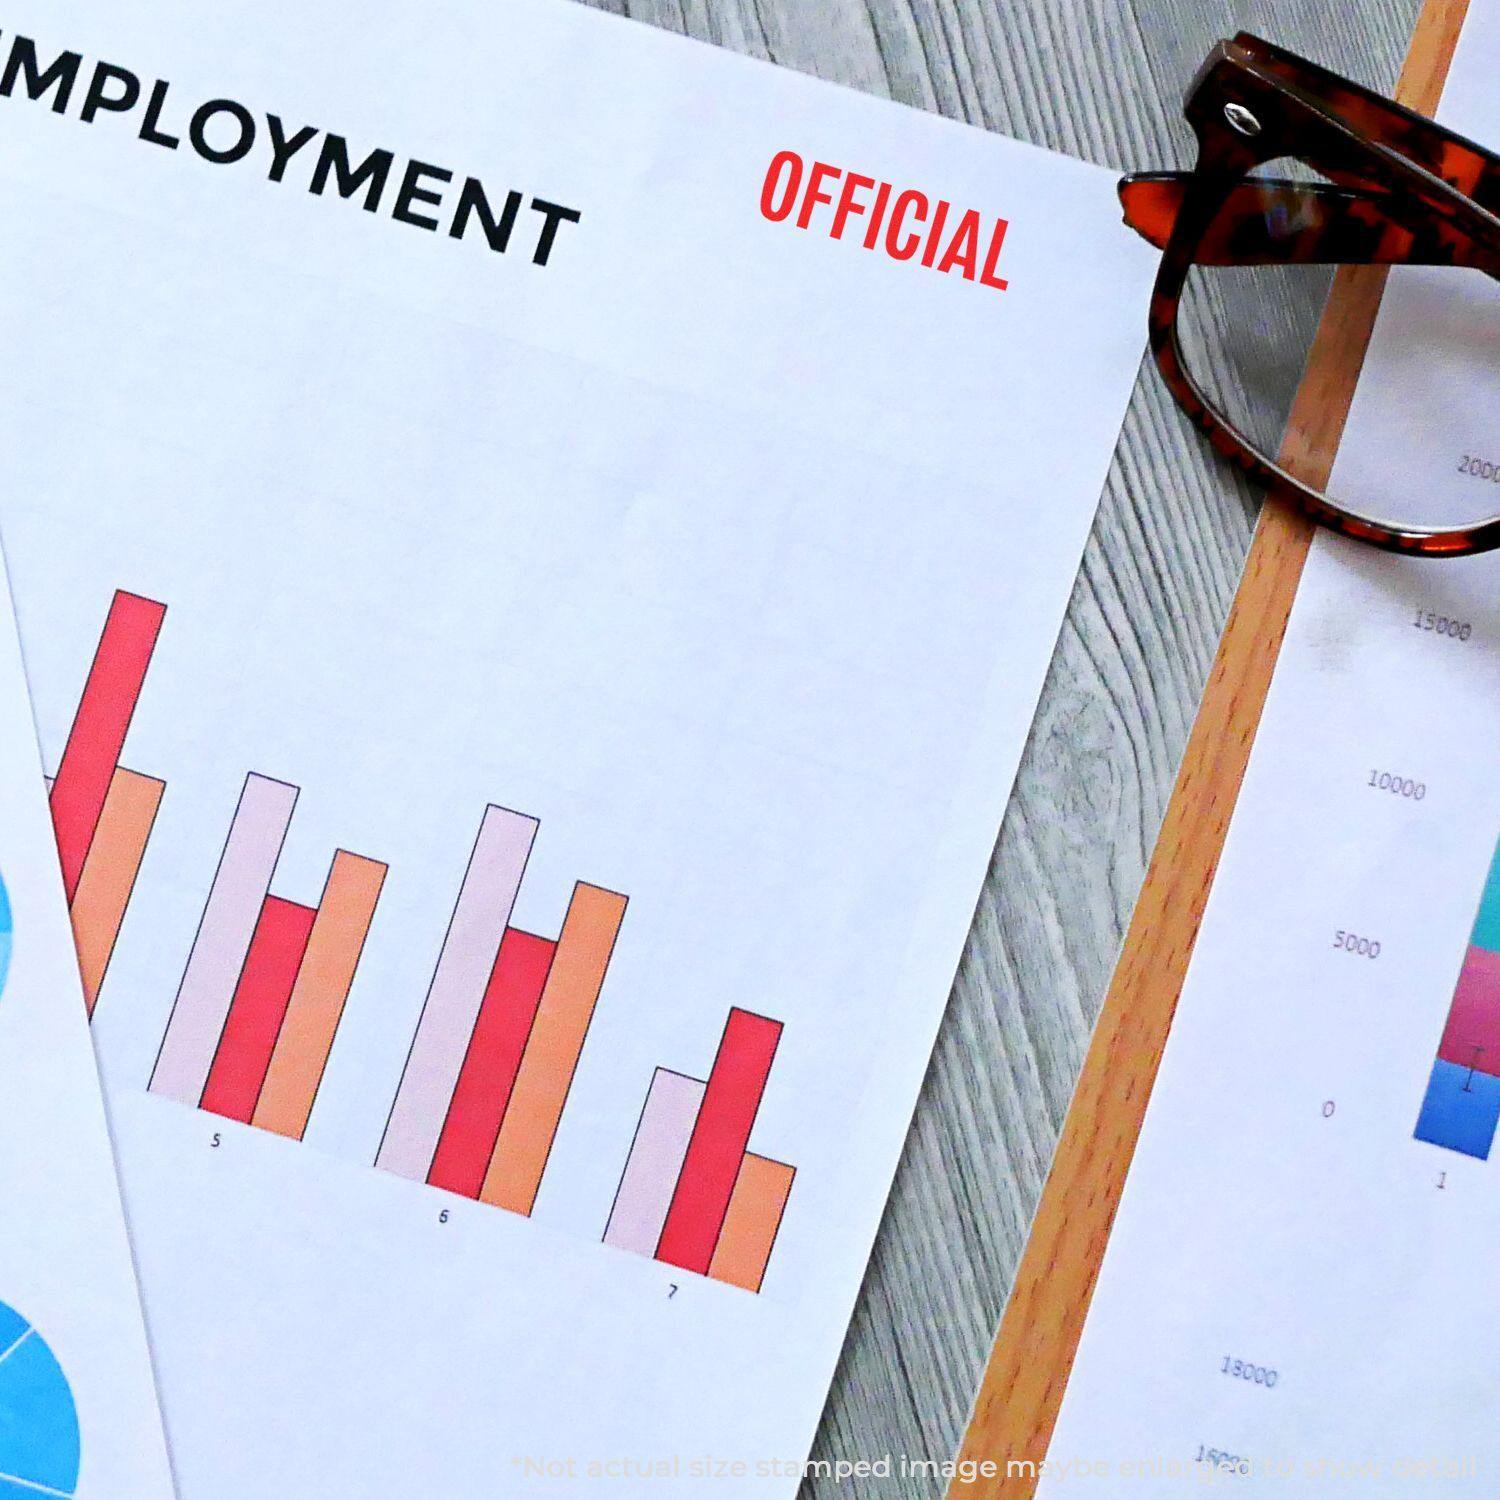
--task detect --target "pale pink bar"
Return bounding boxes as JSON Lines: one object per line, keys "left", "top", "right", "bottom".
{"left": 150, "top": 774, "right": 298, "bottom": 1105}
{"left": 603, "top": 1069, "right": 706, "bottom": 1257}
{"left": 376, "top": 804, "right": 537, "bottom": 1180}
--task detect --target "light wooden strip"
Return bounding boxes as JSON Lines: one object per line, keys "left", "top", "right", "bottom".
{"left": 70, "top": 767, "right": 164, "bottom": 1016}
{"left": 950, "top": 1, "right": 1471, "bottom": 1490}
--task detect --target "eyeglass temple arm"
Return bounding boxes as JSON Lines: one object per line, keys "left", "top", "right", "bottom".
{"left": 1120, "top": 172, "right": 1492, "bottom": 269}
{"left": 1229, "top": 32, "right": 1499, "bottom": 208}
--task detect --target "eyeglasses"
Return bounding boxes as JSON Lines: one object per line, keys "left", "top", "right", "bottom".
{"left": 1121, "top": 33, "right": 1499, "bottom": 558}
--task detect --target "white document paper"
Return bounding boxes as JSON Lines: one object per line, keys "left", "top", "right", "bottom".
{"left": 0, "top": 1, "right": 1153, "bottom": 1492}
{"left": 1041, "top": 5, "right": 1500, "bottom": 1494}
{"left": 0, "top": 554, "right": 175, "bottom": 1497}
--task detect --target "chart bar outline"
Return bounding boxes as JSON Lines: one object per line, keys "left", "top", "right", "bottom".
{"left": 603, "top": 1069, "right": 706, "bottom": 1257}
{"left": 253, "top": 851, "right": 387, "bottom": 1141}
{"left": 200, "top": 896, "right": 318, "bottom": 1123}
{"left": 1437, "top": 945, "right": 1500, "bottom": 1074}
{"left": 707, "top": 1153, "right": 795, "bottom": 1293}
{"left": 377, "top": 805, "right": 538, "bottom": 1181}
{"left": 1470, "top": 844, "right": 1500, "bottom": 953}
{"left": 69, "top": 767, "right": 164, "bottom": 1015}
{"left": 1416, "top": 1057, "right": 1500, "bottom": 1159}
{"left": 481, "top": 882, "right": 628, "bottom": 1216}
{"left": 49, "top": 591, "right": 165, "bottom": 902}
{"left": 150, "top": 773, "right": 299, "bottom": 1105}
{"left": 1417, "top": 835, "right": 1500, "bottom": 1158}
{"left": 656, "top": 1008, "right": 783, "bottom": 1274}
{"left": 428, "top": 928, "right": 557, "bottom": 1199}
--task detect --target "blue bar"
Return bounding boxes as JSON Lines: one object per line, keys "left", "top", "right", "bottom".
{"left": 1470, "top": 839, "right": 1500, "bottom": 954}
{"left": 1415, "top": 1058, "right": 1500, "bottom": 1160}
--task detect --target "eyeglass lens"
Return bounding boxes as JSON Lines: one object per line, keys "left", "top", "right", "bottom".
{"left": 1173, "top": 160, "right": 1499, "bottom": 532}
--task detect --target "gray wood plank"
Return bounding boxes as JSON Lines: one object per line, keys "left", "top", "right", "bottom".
{"left": 585, "top": 0, "right": 1422, "bottom": 1488}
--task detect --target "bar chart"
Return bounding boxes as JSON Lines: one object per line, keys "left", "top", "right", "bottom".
{"left": 150, "top": 772, "right": 388, "bottom": 1138}
{"left": 49, "top": 591, "right": 167, "bottom": 1014}
{"left": 54, "top": 587, "right": 795, "bottom": 1285}
{"left": 382, "top": 805, "right": 629, "bottom": 1218}
{"left": 604, "top": 1008, "right": 794, "bottom": 1293}
{"left": 1416, "top": 836, "right": 1500, "bottom": 1159}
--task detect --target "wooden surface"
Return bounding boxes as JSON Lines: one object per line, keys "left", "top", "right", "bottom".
{"left": 950, "top": 0, "right": 1471, "bottom": 1488}
{"left": 577, "top": 0, "right": 1426, "bottom": 1489}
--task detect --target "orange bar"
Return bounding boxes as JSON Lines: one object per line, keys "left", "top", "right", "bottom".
{"left": 481, "top": 883, "right": 627, "bottom": 1215}
{"left": 252, "top": 851, "right": 387, "bottom": 1141}
{"left": 70, "top": 768, "right": 164, "bottom": 1015}
{"left": 708, "top": 1154, "right": 795, "bottom": 1293}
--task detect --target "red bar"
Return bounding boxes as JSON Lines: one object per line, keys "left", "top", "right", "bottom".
{"left": 51, "top": 591, "right": 166, "bottom": 902}
{"left": 428, "top": 929, "right": 556, "bottom": 1198}
{"left": 656, "top": 1008, "right": 783, "bottom": 1274}
{"left": 201, "top": 896, "right": 316, "bottom": 1124}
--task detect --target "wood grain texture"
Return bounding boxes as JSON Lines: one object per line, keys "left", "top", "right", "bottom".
{"left": 952, "top": 2, "right": 1470, "bottom": 1495}
{"left": 569, "top": 0, "right": 1425, "bottom": 1489}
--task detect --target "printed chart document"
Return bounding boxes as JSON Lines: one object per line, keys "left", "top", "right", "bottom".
{"left": 0, "top": 0, "right": 1153, "bottom": 1492}
{"left": 0, "top": 555, "right": 175, "bottom": 1498}
{"left": 1041, "top": 5, "right": 1500, "bottom": 1495}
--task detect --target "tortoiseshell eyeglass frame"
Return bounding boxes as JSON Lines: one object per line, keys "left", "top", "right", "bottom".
{"left": 1120, "top": 33, "right": 1500, "bottom": 558}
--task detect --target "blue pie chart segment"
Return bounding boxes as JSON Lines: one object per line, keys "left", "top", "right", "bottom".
{"left": 0, "top": 872, "right": 10, "bottom": 1000}
{"left": 0, "top": 1300, "right": 80, "bottom": 1496}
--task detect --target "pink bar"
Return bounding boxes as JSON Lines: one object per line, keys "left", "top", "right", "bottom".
{"left": 1439, "top": 946, "right": 1500, "bottom": 1077}
{"left": 150, "top": 774, "right": 298, "bottom": 1105}
{"left": 603, "top": 1070, "right": 706, "bottom": 1257}
{"left": 376, "top": 805, "right": 538, "bottom": 1180}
